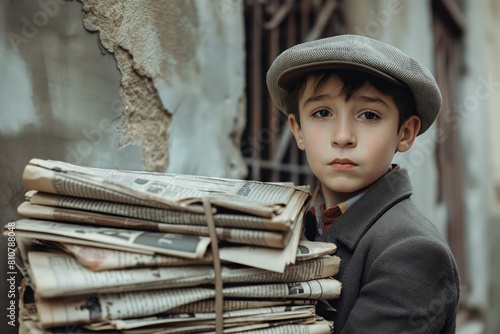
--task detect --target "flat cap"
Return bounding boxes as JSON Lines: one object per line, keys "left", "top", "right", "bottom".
{"left": 266, "top": 34, "right": 442, "bottom": 135}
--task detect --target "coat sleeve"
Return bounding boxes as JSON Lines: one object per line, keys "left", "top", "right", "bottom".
{"left": 340, "top": 235, "right": 460, "bottom": 334}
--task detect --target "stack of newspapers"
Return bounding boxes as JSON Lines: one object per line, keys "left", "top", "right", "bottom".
{"left": 9, "top": 158, "right": 342, "bottom": 334}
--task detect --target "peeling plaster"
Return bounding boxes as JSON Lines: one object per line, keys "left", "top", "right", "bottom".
{"left": 80, "top": 0, "right": 246, "bottom": 177}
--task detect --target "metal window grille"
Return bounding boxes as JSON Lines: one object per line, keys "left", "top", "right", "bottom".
{"left": 242, "top": 0, "right": 346, "bottom": 185}
{"left": 432, "top": 0, "right": 468, "bottom": 293}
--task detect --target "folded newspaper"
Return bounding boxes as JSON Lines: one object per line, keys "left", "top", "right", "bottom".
{"left": 9, "top": 159, "right": 342, "bottom": 334}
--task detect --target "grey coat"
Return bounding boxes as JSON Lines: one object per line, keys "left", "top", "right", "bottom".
{"left": 305, "top": 168, "right": 460, "bottom": 334}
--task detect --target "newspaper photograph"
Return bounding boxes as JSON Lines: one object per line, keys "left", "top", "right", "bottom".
{"left": 9, "top": 219, "right": 302, "bottom": 273}
{"left": 60, "top": 243, "right": 213, "bottom": 271}
{"left": 10, "top": 219, "right": 211, "bottom": 259}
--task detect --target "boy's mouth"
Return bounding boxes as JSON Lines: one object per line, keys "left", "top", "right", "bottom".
{"left": 329, "top": 158, "right": 358, "bottom": 170}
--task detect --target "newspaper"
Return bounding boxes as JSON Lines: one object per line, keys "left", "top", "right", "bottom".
{"left": 119, "top": 320, "right": 332, "bottom": 334}
{"left": 18, "top": 279, "right": 318, "bottom": 334}
{"left": 217, "top": 198, "right": 307, "bottom": 272}
{"left": 36, "top": 279, "right": 341, "bottom": 327}
{"left": 23, "top": 158, "right": 310, "bottom": 218}
{"left": 27, "top": 251, "right": 340, "bottom": 298}
{"left": 60, "top": 243, "right": 213, "bottom": 271}
{"left": 85, "top": 305, "right": 316, "bottom": 330}
{"left": 25, "top": 190, "right": 309, "bottom": 232}
{"left": 15, "top": 159, "right": 339, "bottom": 334}
{"left": 57, "top": 240, "right": 337, "bottom": 271}
{"left": 119, "top": 319, "right": 333, "bottom": 334}
{"left": 216, "top": 320, "right": 334, "bottom": 334}
{"left": 10, "top": 219, "right": 211, "bottom": 259}
{"left": 17, "top": 201, "right": 291, "bottom": 248}
{"left": 166, "top": 299, "right": 316, "bottom": 314}
{"left": 9, "top": 215, "right": 304, "bottom": 272}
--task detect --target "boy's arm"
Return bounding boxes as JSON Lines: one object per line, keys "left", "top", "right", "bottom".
{"left": 341, "top": 235, "right": 460, "bottom": 334}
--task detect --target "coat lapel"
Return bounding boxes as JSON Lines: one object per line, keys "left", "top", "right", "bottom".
{"left": 318, "top": 168, "right": 413, "bottom": 250}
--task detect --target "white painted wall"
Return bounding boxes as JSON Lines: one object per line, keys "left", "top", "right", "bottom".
{"left": 459, "top": 0, "right": 490, "bottom": 310}
{"left": 163, "top": 0, "right": 247, "bottom": 179}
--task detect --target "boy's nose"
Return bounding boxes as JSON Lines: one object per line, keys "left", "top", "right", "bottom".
{"left": 331, "top": 120, "right": 356, "bottom": 148}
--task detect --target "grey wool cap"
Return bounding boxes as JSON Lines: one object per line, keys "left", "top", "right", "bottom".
{"left": 266, "top": 34, "right": 442, "bottom": 135}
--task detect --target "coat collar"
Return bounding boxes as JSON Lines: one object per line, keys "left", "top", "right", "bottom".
{"left": 317, "top": 168, "right": 413, "bottom": 250}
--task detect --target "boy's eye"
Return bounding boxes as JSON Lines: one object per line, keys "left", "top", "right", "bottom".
{"left": 360, "top": 111, "right": 379, "bottom": 120}
{"left": 312, "top": 109, "right": 331, "bottom": 118}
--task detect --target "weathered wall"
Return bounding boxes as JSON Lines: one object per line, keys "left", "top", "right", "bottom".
{"left": 485, "top": 0, "right": 500, "bottom": 333}
{"left": 81, "top": 0, "right": 247, "bottom": 177}
{"left": 459, "top": 0, "right": 490, "bottom": 313}
{"left": 0, "top": 2, "right": 138, "bottom": 333}
{"left": 0, "top": 1, "right": 246, "bottom": 333}
{"left": 485, "top": 0, "right": 500, "bottom": 210}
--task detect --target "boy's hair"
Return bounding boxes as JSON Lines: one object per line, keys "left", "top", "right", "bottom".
{"left": 289, "top": 69, "right": 416, "bottom": 132}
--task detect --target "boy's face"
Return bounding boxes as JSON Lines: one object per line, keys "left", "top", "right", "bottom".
{"left": 288, "top": 75, "right": 420, "bottom": 207}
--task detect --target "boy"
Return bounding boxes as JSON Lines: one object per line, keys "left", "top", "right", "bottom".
{"left": 267, "top": 35, "right": 460, "bottom": 333}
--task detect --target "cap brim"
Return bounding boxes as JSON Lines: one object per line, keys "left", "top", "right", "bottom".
{"left": 277, "top": 61, "right": 405, "bottom": 91}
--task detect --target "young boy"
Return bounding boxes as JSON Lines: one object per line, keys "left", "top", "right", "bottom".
{"left": 267, "top": 35, "right": 460, "bottom": 333}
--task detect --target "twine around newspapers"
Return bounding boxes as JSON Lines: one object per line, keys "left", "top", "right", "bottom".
{"left": 202, "top": 198, "right": 224, "bottom": 334}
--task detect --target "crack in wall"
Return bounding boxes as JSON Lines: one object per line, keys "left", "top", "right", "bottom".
{"left": 80, "top": 0, "right": 173, "bottom": 171}
{"left": 114, "top": 46, "right": 170, "bottom": 172}
{"left": 79, "top": 0, "right": 246, "bottom": 177}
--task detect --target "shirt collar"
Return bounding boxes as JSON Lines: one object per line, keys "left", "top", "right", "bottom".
{"left": 308, "top": 165, "right": 400, "bottom": 235}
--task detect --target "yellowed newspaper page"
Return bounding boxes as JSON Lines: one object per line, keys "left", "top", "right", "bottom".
{"left": 58, "top": 239, "right": 337, "bottom": 271}
{"left": 36, "top": 279, "right": 341, "bottom": 327}
{"left": 27, "top": 190, "right": 308, "bottom": 231}
{"left": 18, "top": 201, "right": 289, "bottom": 248}
{"left": 167, "top": 299, "right": 316, "bottom": 314}
{"left": 23, "top": 158, "right": 309, "bottom": 217}
{"left": 222, "top": 278, "right": 342, "bottom": 300}
{"left": 219, "top": 198, "right": 308, "bottom": 272}
{"left": 234, "top": 320, "right": 334, "bottom": 334}
{"left": 87, "top": 305, "right": 316, "bottom": 331}
{"left": 60, "top": 243, "right": 213, "bottom": 271}
{"left": 28, "top": 251, "right": 340, "bottom": 298}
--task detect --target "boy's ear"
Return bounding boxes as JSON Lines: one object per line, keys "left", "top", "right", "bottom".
{"left": 397, "top": 115, "right": 421, "bottom": 153}
{"left": 288, "top": 114, "right": 305, "bottom": 150}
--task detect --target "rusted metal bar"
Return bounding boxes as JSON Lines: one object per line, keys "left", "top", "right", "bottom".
{"left": 432, "top": 4, "right": 468, "bottom": 298}
{"left": 305, "top": 0, "right": 338, "bottom": 41}
{"left": 268, "top": 0, "right": 280, "bottom": 169}
{"left": 300, "top": 0, "right": 311, "bottom": 40}
{"left": 243, "top": 0, "right": 345, "bottom": 183}
{"left": 250, "top": 3, "right": 263, "bottom": 181}
{"left": 263, "top": 0, "right": 295, "bottom": 30}
{"left": 435, "top": 0, "right": 466, "bottom": 35}
{"left": 244, "top": 158, "right": 313, "bottom": 174}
